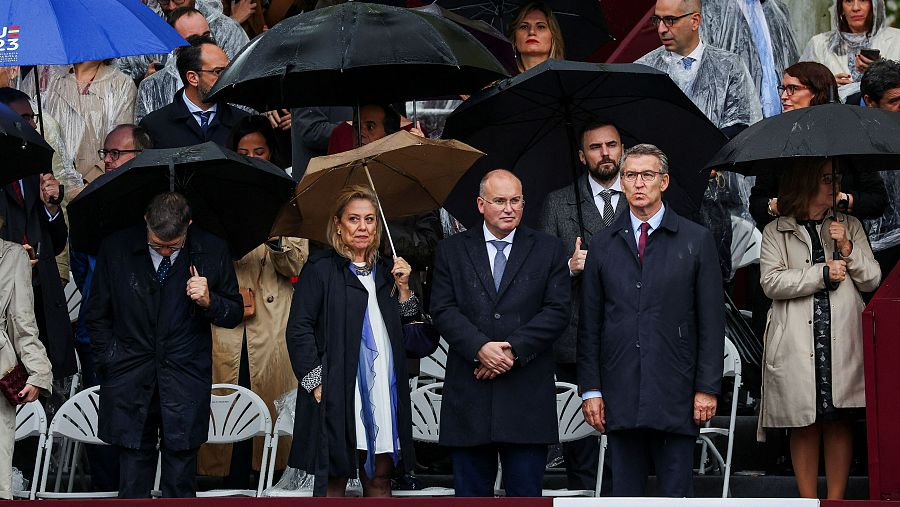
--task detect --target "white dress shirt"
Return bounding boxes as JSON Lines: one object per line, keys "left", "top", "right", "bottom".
{"left": 588, "top": 174, "right": 622, "bottom": 222}
{"left": 664, "top": 39, "right": 705, "bottom": 89}
{"left": 182, "top": 92, "right": 218, "bottom": 128}
{"left": 149, "top": 246, "right": 181, "bottom": 271}
{"left": 483, "top": 222, "right": 515, "bottom": 272}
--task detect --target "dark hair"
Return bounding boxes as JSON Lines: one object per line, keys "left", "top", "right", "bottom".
{"left": 861, "top": 59, "right": 900, "bottom": 103}
{"left": 146, "top": 192, "right": 191, "bottom": 241}
{"left": 578, "top": 118, "right": 619, "bottom": 148}
{"left": 783, "top": 62, "right": 839, "bottom": 105}
{"left": 227, "top": 115, "right": 286, "bottom": 168}
{"left": 167, "top": 6, "right": 204, "bottom": 27}
{"left": 109, "top": 124, "right": 154, "bottom": 151}
{"left": 176, "top": 34, "right": 217, "bottom": 86}
{"left": 0, "top": 87, "right": 31, "bottom": 106}
{"left": 836, "top": 0, "right": 874, "bottom": 33}
{"left": 354, "top": 103, "right": 401, "bottom": 136}
{"left": 777, "top": 159, "right": 831, "bottom": 220}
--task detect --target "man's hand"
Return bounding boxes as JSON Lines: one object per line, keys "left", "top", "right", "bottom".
{"left": 313, "top": 385, "right": 322, "bottom": 403}
{"left": 40, "top": 173, "right": 60, "bottom": 215}
{"left": 569, "top": 237, "right": 586, "bottom": 274}
{"left": 266, "top": 109, "right": 292, "bottom": 130}
{"left": 693, "top": 392, "right": 717, "bottom": 425}
{"left": 18, "top": 384, "right": 40, "bottom": 403}
{"left": 230, "top": 0, "right": 256, "bottom": 24}
{"left": 186, "top": 265, "right": 211, "bottom": 308}
{"left": 22, "top": 244, "right": 38, "bottom": 266}
{"left": 477, "top": 341, "right": 514, "bottom": 374}
{"left": 474, "top": 365, "right": 498, "bottom": 380}
{"left": 582, "top": 397, "right": 605, "bottom": 432}
{"left": 409, "top": 120, "right": 425, "bottom": 138}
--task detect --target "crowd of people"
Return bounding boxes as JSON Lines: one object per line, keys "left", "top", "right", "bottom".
{"left": 2, "top": 0, "right": 900, "bottom": 501}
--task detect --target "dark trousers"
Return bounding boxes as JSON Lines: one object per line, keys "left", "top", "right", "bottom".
{"left": 606, "top": 429, "right": 695, "bottom": 497}
{"left": 450, "top": 443, "right": 546, "bottom": 497}
{"left": 556, "top": 362, "right": 601, "bottom": 490}
{"left": 76, "top": 342, "right": 120, "bottom": 491}
{"left": 117, "top": 387, "right": 198, "bottom": 498}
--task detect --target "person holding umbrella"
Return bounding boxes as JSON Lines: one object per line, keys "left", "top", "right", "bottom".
{"left": 757, "top": 159, "right": 881, "bottom": 499}
{"left": 508, "top": 2, "right": 565, "bottom": 73}
{"left": 285, "top": 185, "right": 419, "bottom": 497}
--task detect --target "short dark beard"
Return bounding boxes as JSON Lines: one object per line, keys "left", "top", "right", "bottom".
{"left": 589, "top": 160, "right": 619, "bottom": 185}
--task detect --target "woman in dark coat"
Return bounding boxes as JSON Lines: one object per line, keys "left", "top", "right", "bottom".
{"left": 286, "top": 184, "right": 418, "bottom": 497}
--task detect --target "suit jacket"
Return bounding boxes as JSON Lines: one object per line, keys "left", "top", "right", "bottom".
{"left": 431, "top": 225, "right": 570, "bottom": 446}
{"left": 289, "top": 106, "right": 353, "bottom": 180}
{"left": 139, "top": 88, "right": 248, "bottom": 149}
{"left": 0, "top": 177, "right": 75, "bottom": 379}
{"left": 577, "top": 208, "right": 725, "bottom": 437}
{"left": 86, "top": 225, "right": 242, "bottom": 450}
{"left": 539, "top": 175, "right": 627, "bottom": 364}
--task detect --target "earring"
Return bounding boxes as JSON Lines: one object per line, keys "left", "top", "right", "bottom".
{"left": 337, "top": 230, "right": 341, "bottom": 235}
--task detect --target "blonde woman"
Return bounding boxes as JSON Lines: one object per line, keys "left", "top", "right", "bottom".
{"left": 508, "top": 1, "right": 565, "bottom": 73}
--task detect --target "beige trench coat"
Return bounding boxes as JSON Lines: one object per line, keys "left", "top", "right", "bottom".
{"left": 198, "top": 238, "right": 308, "bottom": 475}
{"left": 757, "top": 213, "right": 880, "bottom": 441}
{"left": 0, "top": 240, "right": 52, "bottom": 499}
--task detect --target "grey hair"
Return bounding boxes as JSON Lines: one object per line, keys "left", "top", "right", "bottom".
{"left": 621, "top": 144, "right": 669, "bottom": 174}
{"left": 146, "top": 192, "right": 191, "bottom": 241}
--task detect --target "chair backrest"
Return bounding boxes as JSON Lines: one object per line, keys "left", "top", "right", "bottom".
{"left": 556, "top": 382, "right": 596, "bottom": 442}
{"left": 64, "top": 277, "right": 81, "bottom": 322}
{"left": 723, "top": 337, "right": 742, "bottom": 378}
{"left": 409, "top": 382, "right": 443, "bottom": 443}
{"left": 48, "top": 385, "right": 106, "bottom": 444}
{"left": 208, "top": 384, "right": 272, "bottom": 444}
{"left": 15, "top": 401, "right": 47, "bottom": 441}
{"left": 273, "top": 407, "right": 294, "bottom": 438}
{"left": 419, "top": 338, "right": 448, "bottom": 380}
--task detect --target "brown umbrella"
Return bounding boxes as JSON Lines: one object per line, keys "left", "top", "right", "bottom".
{"left": 272, "top": 130, "right": 484, "bottom": 251}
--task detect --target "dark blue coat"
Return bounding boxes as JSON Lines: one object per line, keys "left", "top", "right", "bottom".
{"left": 431, "top": 225, "right": 570, "bottom": 446}
{"left": 577, "top": 208, "right": 724, "bottom": 437}
{"left": 86, "top": 225, "right": 242, "bottom": 450}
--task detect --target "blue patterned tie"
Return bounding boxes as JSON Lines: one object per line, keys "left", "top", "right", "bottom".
{"left": 157, "top": 256, "right": 171, "bottom": 284}
{"left": 489, "top": 240, "right": 509, "bottom": 291}
{"left": 681, "top": 57, "right": 694, "bottom": 70}
{"left": 744, "top": 0, "right": 781, "bottom": 117}
{"left": 195, "top": 111, "right": 212, "bottom": 134}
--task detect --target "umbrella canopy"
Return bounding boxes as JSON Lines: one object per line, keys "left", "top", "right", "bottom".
{"left": 205, "top": 2, "right": 509, "bottom": 111}
{"left": 442, "top": 59, "right": 727, "bottom": 229}
{"left": 67, "top": 142, "right": 296, "bottom": 259}
{"left": 0, "top": 102, "right": 54, "bottom": 187}
{"left": 0, "top": 0, "right": 187, "bottom": 66}
{"left": 436, "top": 0, "right": 612, "bottom": 61}
{"left": 272, "top": 130, "right": 484, "bottom": 244}
{"left": 705, "top": 103, "right": 900, "bottom": 175}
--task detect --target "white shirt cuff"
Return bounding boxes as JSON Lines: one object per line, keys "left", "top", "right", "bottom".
{"left": 582, "top": 390, "right": 602, "bottom": 400}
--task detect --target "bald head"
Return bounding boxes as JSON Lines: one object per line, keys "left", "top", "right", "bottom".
{"left": 478, "top": 169, "right": 524, "bottom": 238}
{"left": 479, "top": 169, "right": 522, "bottom": 198}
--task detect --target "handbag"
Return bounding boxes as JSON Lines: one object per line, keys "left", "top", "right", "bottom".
{"left": 240, "top": 287, "right": 256, "bottom": 319}
{"left": 402, "top": 314, "right": 440, "bottom": 359}
{"left": 0, "top": 362, "right": 28, "bottom": 406}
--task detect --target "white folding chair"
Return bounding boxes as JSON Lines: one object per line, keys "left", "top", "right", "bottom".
{"left": 13, "top": 401, "right": 48, "bottom": 499}
{"left": 697, "top": 336, "right": 743, "bottom": 498}
{"left": 200, "top": 384, "right": 272, "bottom": 497}
{"left": 53, "top": 349, "right": 83, "bottom": 493}
{"left": 37, "top": 386, "right": 117, "bottom": 498}
{"left": 393, "top": 382, "right": 455, "bottom": 497}
{"left": 418, "top": 338, "right": 449, "bottom": 383}
{"left": 264, "top": 399, "right": 306, "bottom": 494}
{"left": 64, "top": 276, "right": 82, "bottom": 322}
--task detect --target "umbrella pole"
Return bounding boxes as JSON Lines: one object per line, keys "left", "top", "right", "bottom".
{"left": 33, "top": 69, "right": 45, "bottom": 135}
{"left": 363, "top": 162, "right": 397, "bottom": 258}
{"left": 169, "top": 160, "right": 175, "bottom": 192}
{"left": 563, "top": 102, "right": 586, "bottom": 241}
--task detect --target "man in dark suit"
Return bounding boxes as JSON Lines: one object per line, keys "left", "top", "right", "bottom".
{"left": 140, "top": 35, "right": 247, "bottom": 149}
{"left": 86, "top": 192, "right": 242, "bottom": 498}
{"left": 538, "top": 119, "right": 626, "bottom": 491}
{"left": 577, "top": 144, "right": 724, "bottom": 497}
{"left": 431, "top": 169, "right": 570, "bottom": 497}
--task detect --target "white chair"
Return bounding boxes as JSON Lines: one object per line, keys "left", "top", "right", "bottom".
{"left": 13, "top": 401, "right": 48, "bottom": 499}
{"left": 393, "top": 382, "right": 455, "bottom": 497}
{"left": 53, "top": 349, "right": 83, "bottom": 493}
{"left": 418, "top": 338, "right": 449, "bottom": 382}
{"left": 200, "top": 384, "right": 272, "bottom": 497}
{"left": 64, "top": 276, "right": 81, "bottom": 322}
{"left": 264, "top": 402, "right": 307, "bottom": 494}
{"left": 37, "top": 386, "right": 117, "bottom": 498}
{"left": 697, "top": 337, "right": 743, "bottom": 498}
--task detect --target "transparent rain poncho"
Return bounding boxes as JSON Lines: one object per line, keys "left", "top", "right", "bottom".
{"left": 864, "top": 170, "right": 900, "bottom": 252}
{"left": 135, "top": 55, "right": 182, "bottom": 123}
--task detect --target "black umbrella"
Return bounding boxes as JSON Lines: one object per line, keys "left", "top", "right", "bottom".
{"left": 67, "top": 142, "right": 296, "bottom": 258}
{"left": 205, "top": 2, "right": 509, "bottom": 112}
{"left": 442, "top": 60, "right": 727, "bottom": 231}
{"left": 0, "top": 102, "right": 55, "bottom": 187}
{"left": 436, "top": 0, "right": 612, "bottom": 61}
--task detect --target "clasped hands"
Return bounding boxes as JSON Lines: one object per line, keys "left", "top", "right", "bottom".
{"left": 473, "top": 341, "right": 515, "bottom": 380}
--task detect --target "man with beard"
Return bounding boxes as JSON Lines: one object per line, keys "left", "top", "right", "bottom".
{"left": 537, "top": 119, "right": 627, "bottom": 492}
{"left": 140, "top": 35, "right": 248, "bottom": 148}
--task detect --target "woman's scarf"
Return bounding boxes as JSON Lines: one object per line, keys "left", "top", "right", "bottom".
{"left": 825, "top": 0, "right": 886, "bottom": 80}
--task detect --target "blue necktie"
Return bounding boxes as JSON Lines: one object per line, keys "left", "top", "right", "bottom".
{"left": 489, "top": 240, "right": 509, "bottom": 291}
{"left": 681, "top": 57, "right": 694, "bottom": 70}
{"left": 195, "top": 111, "right": 212, "bottom": 134}
{"left": 744, "top": 0, "right": 781, "bottom": 117}
{"left": 157, "top": 256, "right": 171, "bottom": 284}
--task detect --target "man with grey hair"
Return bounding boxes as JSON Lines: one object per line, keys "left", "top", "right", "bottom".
{"left": 577, "top": 144, "right": 725, "bottom": 496}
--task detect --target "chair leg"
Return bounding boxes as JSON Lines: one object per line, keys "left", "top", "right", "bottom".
{"left": 67, "top": 441, "right": 83, "bottom": 492}
{"left": 594, "top": 434, "right": 607, "bottom": 497}
{"left": 54, "top": 437, "right": 72, "bottom": 492}
{"left": 30, "top": 435, "right": 46, "bottom": 500}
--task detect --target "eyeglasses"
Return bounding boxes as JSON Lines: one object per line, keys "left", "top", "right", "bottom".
{"left": 622, "top": 170, "right": 665, "bottom": 182}
{"left": 194, "top": 68, "right": 225, "bottom": 77}
{"left": 158, "top": 0, "right": 187, "bottom": 6}
{"left": 777, "top": 84, "right": 811, "bottom": 96}
{"left": 821, "top": 173, "right": 842, "bottom": 185}
{"left": 147, "top": 237, "right": 186, "bottom": 253}
{"left": 98, "top": 148, "right": 143, "bottom": 161}
{"left": 481, "top": 196, "right": 525, "bottom": 210}
{"left": 647, "top": 12, "right": 696, "bottom": 28}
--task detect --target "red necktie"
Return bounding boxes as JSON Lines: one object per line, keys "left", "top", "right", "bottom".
{"left": 638, "top": 222, "right": 650, "bottom": 264}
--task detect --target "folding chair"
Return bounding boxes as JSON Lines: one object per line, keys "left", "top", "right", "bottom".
{"left": 13, "top": 401, "right": 48, "bottom": 499}
{"left": 697, "top": 336, "right": 743, "bottom": 497}
{"left": 264, "top": 401, "right": 307, "bottom": 494}
{"left": 418, "top": 338, "right": 449, "bottom": 383}
{"left": 393, "top": 382, "right": 455, "bottom": 497}
{"left": 200, "top": 384, "right": 272, "bottom": 497}
{"left": 53, "top": 349, "right": 83, "bottom": 493}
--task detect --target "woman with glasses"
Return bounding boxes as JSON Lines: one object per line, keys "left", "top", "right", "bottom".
{"left": 508, "top": 2, "right": 565, "bottom": 73}
{"left": 800, "top": 0, "right": 900, "bottom": 85}
{"left": 758, "top": 158, "right": 880, "bottom": 499}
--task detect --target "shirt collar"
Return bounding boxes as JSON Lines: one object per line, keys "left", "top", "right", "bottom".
{"left": 483, "top": 222, "right": 516, "bottom": 244}
{"left": 629, "top": 203, "right": 666, "bottom": 233}
{"left": 587, "top": 174, "right": 622, "bottom": 196}
{"left": 665, "top": 39, "right": 705, "bottom": 65}
{"left": 182, "top": 92, "right": 218, "bottom": 116}
{"left": 148, "top": 245, "right": 180, "bottom": 265}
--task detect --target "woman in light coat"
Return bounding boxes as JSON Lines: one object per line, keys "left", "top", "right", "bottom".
{"left": 0, "top": 236, "right": 53, "bottom": 500}
{"left": 758, "top": 158, "right": 881, "bottom": 499}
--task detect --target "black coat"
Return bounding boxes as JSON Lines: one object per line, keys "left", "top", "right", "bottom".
{"left": 139, "top": 88, "right": 248, "bottom": 149}
{"left": 289, "top": 106, "right": 353, "bottom": 180}
{"left": 577, "top": 208, "right": 724, "bottom": 437}
{"left": 430, "top": 225, "right": 570, "bottom": 447}
{"left": 285, "top": 250, "right": 414, "bottom": 480}
{"left": 0, "top": 177, "right": 75, "bottom": 378}
{"left": 86, "top": 225, "right": 242, "bottom": 450}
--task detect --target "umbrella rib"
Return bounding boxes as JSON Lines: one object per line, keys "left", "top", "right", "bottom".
{"left": 370, "top": 159, "right": 443, "bottom": 210}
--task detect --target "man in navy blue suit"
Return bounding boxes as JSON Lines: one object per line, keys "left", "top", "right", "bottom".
{"left": 577, "top": 144, "right": 724, "bottom": 497}
{"left": 431, "top": 169, "right": 570, "bottom": 497}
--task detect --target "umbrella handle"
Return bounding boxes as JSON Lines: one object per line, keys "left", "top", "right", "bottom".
{"left": 363, "top": 163, "right": 397, "bottom": 257}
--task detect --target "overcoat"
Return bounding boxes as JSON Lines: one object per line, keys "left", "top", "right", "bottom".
{"left": 139, "top": 88, "right": 248, "bottom": 149}
{"left": 757, "top": 213, "right": 880, "bottom": 440}
{"left": 430, "top": 225, "right": 570, "bottom": 447}
{"left": 86, "top": 225, "right": 242, "bottom": 451}
{"left": 577, "top": 208, "right": 725, "bottom": 437}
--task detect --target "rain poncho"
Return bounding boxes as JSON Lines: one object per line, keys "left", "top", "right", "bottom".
{"left": 800, "top": 0, "right": 900, "bottom": 82}
{"left": 864, "top": 171, "right": 900, "bottom": 252}
{"left": 701, "top": 0, "right": 800, "bottom": 118}
{"left": 135, "top": 54, "right": 181, "bottom": 123}
{"left": 636, "top": 44, "right": 763, "bottom": 129}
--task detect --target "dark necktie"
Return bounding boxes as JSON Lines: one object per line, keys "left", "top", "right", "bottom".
{"left": 157, "top": 255, "right": 171, "bottom": 284}
{"left": 599, "top": 190, "right": 615, "bottom": 227}
{"left": 638, "top": 222, "right": 650, "bottom": 265}
{"left": 195, "top": 111, "right": 212, "bottom": 134}
{"left": 489, "top": 240, "right": 509, "bottom": 291}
